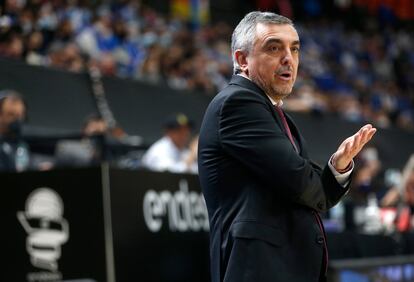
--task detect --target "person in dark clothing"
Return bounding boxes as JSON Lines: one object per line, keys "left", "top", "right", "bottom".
{"left": 198, "top": 11, "right": 377, "bottom": 282}
{"left": 0, "top": 90, "right": 29, "bottom": 172}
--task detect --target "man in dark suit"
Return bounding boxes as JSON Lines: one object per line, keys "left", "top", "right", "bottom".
{"left": 198, "top": 12, "right": 377, "bottom": 282}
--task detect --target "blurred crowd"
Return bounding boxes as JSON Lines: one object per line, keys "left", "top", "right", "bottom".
{"left": 284, "top": 21, "right": 414, "bottom": 132}
{"left": 0, "top": 0, "right": 232, "bottom": 93}
{"left": 0, "top": 0, "right": 413, "bottom": 131}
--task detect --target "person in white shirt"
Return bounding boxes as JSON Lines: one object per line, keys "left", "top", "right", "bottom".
{"left": 141, "top": 113, "right": 198, "bottom": 174}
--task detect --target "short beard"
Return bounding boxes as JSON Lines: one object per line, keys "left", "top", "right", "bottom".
{"left": 250, "top": 73, "right": 293, "bottom": 101}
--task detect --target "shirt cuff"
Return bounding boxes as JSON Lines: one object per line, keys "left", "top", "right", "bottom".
{"left": 328, "top": 155, "right": 354, "bottom": 187}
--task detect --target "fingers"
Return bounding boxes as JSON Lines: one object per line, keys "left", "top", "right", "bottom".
{"left": 352, "top": 124, "right": 372, "bottom": 145}
{"left": 367, "top": 127, "right": 377, "bottom": 139}
{"left": 344, "top": 140, "right": 352, "bottom": 155}
{"left": 356, "top": 124, "right": 376, "bottom": 146}
{"left": 356, "top": 124, "right": 372, "bottom": 136}
{"left": 334, "top": 125, "right": 378, "bottom": 170}
{"left": 344, "top": 125, "right": 377, "bottom": 158}
{"left": 361, "top": 127, "right": 376, "bottom": 145}
{"left": 354, "top": 130, "right": 362, "bottom": 147}
{"left": 361, "top": 124, "right": 373, "bottom": 131}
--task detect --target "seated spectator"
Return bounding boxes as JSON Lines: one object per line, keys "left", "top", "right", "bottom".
{"left": 402, "top": 158, "right": 414, "bottom": 230}
{"left": 381, "top": 154, "right": 414, "bottom": 232}
{"left": 0, "top": 90, "right": 30, "bottom": 172}
{"left": 284, "top": 84, "right": 328, "bottom": 114}
{"left": 141, "top": 113, "right": 198, "bottom": 174}
{"left": 54, "top": 114, "right": 108, "bottom": 167}
{"left": 348, "top": 146, "right": 384, "bottom": 205}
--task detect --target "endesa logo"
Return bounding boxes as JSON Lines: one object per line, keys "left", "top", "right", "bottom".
{"left": 143, "top": 179, "right": 209, "bottom": 232}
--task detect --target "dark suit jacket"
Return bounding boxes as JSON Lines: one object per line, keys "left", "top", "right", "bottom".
{"left": 0, "top": 138, "right": 26, "bottom": 172}
{"left": 198, "top": 75, "right": 350, "bottom": 282}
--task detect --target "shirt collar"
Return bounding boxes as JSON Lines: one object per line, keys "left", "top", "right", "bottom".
{"left": 267, "top": 95, "right": 283, "bottom": 107}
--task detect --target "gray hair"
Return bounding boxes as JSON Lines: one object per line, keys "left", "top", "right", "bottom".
{"left": 231, "top": 11, "right": 293, "bottom": 74}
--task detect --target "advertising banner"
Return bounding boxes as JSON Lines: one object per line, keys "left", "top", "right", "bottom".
{"left": 1, "top": 167, "right": 211, "bottom": 282}
{"left": 1, "top": 168, "right": 108, "bottom": 282}
{"left": 109, "top": 169, "right": 210, "bottom": 282}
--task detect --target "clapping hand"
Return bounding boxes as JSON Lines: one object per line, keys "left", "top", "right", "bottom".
{"left": 332, "top": 124, "right": 377, "bottom": 172}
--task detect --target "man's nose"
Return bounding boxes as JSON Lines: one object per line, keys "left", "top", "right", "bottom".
{"left": 281, "top": 48, "right": 293, "bottom": 65}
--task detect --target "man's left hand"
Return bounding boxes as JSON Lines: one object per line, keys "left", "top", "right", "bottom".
{"left": 332, "top": 124, "right": 377, "bottom": 172}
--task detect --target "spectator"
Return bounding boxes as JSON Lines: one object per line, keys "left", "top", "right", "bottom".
{"left": 0, "top": 90, "right": 30, "bottom": 172}
{"left": 54, "top": 114, "right": 108, "bottom": 167}
{"left": 402, "top": 158, "right": 414, "bottom": 230}
{"left": 0, "top": 33, "right": 24, "bottom": 59}
{"left": 284, "top": 83, "right": 328, "bottom": 114}
{"left": 381, "top": 154, "right": 414, "bottom": 232}
{"left": 25, "top": 30, "right": 47, "bottom": 66}
{"left": 141, "top": 113, "right": 198, "bottom": 174}
{"left": 348, "top": 146, "right": 384, "bottom": 205}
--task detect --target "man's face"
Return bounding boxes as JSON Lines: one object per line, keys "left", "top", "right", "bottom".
{"left": 243, "top": 23, "right": 300, "bottom": 101}
{"left": 0, "top": 98, "right": 25, "bottom": 134}
{"left": 84, "top": 120, "right": 107, "bottom": 136}
{"left": 169, "top": 126, "right": 191, "bottom": 150}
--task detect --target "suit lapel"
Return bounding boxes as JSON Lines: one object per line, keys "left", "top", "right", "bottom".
{"left": 228, "top": 75, "right": 307, "bottom": 157}
{"left": 228, "top": 75, "right": 286, "bottom": 133}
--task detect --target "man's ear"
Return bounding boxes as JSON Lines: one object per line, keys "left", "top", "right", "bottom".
{"left": 235, "top": 50, "right": 248, "bottom": 74}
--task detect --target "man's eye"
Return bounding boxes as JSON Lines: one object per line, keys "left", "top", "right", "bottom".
{"left": 270, "top": 46, "right": 279, "bottom": 52}
{"left": 292, "top": 47, "right": 300, "bottom": 53}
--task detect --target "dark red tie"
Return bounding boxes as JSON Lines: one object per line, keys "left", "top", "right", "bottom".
{"left": 275, "top": 106, "right": 299, "bottom": 153}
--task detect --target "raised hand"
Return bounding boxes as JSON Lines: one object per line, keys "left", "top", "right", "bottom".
{"left": 332, "top": 124, "right": 377, "bottom": 172}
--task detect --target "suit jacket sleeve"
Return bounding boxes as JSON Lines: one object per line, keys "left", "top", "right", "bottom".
{"left": 218, "top": 90, "right": 348, "bottom": 212}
